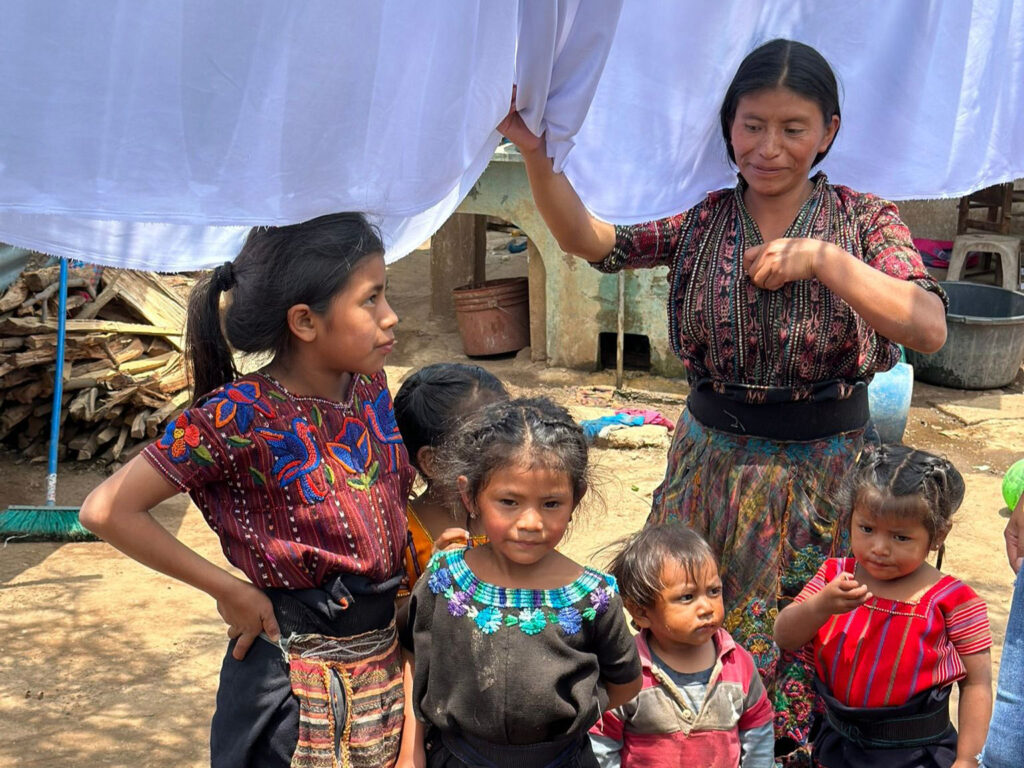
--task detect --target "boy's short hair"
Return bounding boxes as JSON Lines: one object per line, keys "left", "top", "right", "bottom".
{"left": 608, "top": 523, "right": 717, "bottom": 609}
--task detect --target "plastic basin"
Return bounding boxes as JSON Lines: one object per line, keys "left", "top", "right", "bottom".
{"left": 904, "top": 282, "right": 1024, "bottom": 389}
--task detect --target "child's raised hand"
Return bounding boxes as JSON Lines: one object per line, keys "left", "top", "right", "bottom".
{"left": 432, "top": 527, "right": 472, "bottom": 554}
{"left": 216, "top": 577, "right": 281, "bottom": 660}
{"left": 815, "top": 572, "right": 872, "bottom": 615}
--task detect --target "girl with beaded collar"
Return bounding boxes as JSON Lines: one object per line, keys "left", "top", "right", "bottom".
{"left": 775, "top": 445, "right": 992, "bottom": 768}
{"left": 81, "top": 213, "right": 416, "bottom": 768}
{"left": 397, "top": 397, "right": 642, "bottom": 768}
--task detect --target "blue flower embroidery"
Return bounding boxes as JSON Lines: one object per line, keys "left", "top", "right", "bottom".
{"left": 428, "top": 568, "right": 453, "bottom": 595}
{"left": 474, "top": 606, "right": 503, "bottom": 634}
{"left": 364, "top": 388, "right": 402, "bottom": 445}
{"left": 590, "top": 587, "right": 611, "bottom": 615}
{"left": 556, "top": 607, "right": 583, "bottom": 635}
{"left": 448, "top": 591, "right": 471, "bottom": 617}
{"left": 326, "top": 417, "right": 380, "bottom": 490}
{"left": 253, "top": 418, "right": 327, "bottom": 504}
{"left": 518, "top": 608, "right": 547, "bottom": 635}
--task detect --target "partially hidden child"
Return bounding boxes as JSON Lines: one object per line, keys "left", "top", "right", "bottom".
{"left": 80, "top": 213, "right": 415, "bottom": 768}
{"left": 398, "top": 397, "right": 643, "bottom": 768}
{"left": 774, "top": 445, "right": 993, "bottom": 768}
{"left": 590, "top": 523, "right": 774, "bottom": 767}
{"left": 394, "top": 362, "right": 509, "bottom": 593}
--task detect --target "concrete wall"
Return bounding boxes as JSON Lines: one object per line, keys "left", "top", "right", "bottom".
{"left": 454, "top": 148, "right": 686, "bottom": 377}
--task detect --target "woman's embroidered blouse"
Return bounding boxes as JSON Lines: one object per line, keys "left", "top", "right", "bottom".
{"left": 595, "top": 174, "right": 947, "bottom": 404}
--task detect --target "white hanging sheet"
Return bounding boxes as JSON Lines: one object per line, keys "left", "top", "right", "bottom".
{"left": 0, "top": 1, "right": 1020, "bottom": 269}
{"left": 0, "top": 0, "right": 619, "bottom": 269}
{"left": 566, "top": 0, "right": 1024, "bottom": 222}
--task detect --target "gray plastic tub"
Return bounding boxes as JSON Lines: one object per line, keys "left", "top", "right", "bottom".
{"left": 905, "top": 282, "right": 1024, "bottom": 389}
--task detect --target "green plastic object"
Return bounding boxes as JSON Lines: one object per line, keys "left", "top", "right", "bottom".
{"left": 1003, "top": 458, "right": 1024, "bottom": 511}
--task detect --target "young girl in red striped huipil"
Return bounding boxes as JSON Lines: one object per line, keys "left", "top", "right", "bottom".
{"left": 775, "top": 445, "right": 992, "bottom": 768}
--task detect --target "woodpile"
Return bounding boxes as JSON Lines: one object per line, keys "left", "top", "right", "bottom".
{"left": 0, "top": 266, "right": 195, "bottom": 465}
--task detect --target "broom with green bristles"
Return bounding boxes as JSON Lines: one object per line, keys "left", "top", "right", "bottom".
{"left": 0, "top": 258, "right": 98, "bottom": 542}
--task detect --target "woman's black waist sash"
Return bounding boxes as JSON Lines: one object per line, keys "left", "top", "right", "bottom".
{"left": 687, "top": 385, "right": 869, "bottom": 441}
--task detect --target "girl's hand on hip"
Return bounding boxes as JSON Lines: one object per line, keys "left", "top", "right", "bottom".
{"left": 743, "top": 238, "right": 832, "bottom": 290}
{"left": 815, "top": 572, "right": 872, "bottom": 615}
{"left": 496, "top": 87, "right": 543, "bottom": 154}
{"left": 217, "top": 578, "right": 281, "bottom": 660}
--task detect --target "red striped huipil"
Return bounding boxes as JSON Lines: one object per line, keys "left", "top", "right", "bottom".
{"left": 793, "top": 557, "right": 991, "bottom": 708}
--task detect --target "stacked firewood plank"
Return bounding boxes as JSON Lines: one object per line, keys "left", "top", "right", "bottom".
{"left": 0, "top": 265, "right": 195, "bottom": 465}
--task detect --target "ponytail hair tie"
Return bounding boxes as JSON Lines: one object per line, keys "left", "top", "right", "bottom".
{"left": 213, "top": 261, "right": 236, "bottom": 292}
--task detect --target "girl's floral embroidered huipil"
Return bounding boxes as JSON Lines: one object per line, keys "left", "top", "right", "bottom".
{"left": 142, "top": 371, "right": 414, "bottom": 589}
{"left": 403, "top": 548, "right": 641, "bottom": 746}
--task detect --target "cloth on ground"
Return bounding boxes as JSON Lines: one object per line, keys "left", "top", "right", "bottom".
{"left": 581, "top": 414, "right": 644, "bottom": 441}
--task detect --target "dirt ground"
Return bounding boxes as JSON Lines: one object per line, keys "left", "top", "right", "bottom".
{"left": 1, "top": 239, "right": 1021, "bottom": 767}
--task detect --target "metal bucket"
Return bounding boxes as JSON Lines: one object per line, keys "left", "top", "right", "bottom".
{"left": 452, "top": 277, "right": 530, "bottom": 356}
{"left": 905, "top": 282, "right": 1024, "bottom": 389}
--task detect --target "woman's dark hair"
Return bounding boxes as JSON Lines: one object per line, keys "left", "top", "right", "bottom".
{"left": 186, "top": 212, "right": 384, "bottom": 400}
{"left": 720, "top": 38, "right": 841, "bottom": 167}
{"left": 608, "top": 523, "right": 717, "bottom": 610}
{"left": 433, "top": 396, "right": 590, "bottom": 508}
{"left": 394, "top": 363, "right": 509, "bottom": 475}
{"left": 845, "top": 444, "right": 966, "bottom": 547}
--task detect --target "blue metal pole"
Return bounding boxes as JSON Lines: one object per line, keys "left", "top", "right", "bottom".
{"left": 45, "top": 258, "right": 68, "bottom": 507}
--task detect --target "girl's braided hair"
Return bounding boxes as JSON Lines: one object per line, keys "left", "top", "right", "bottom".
{"left": 432, "top": 396, "right": 590, "bottom": 509}
{"left": 845, "top": 443, "right": 965, "bottom": 546}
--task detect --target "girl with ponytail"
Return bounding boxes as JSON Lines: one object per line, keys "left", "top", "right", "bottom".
{"left": 80, "top": 212, "right": 416, "bottom": 768}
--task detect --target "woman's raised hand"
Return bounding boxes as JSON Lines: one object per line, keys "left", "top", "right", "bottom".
{"left": 744, "top": 237, "right": 835, "bottom": 290}
{"left": 496, "top": 87, "right": 543, "bottom": 154}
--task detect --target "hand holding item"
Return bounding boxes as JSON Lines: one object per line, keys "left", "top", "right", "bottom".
{"left": 814, "top": 571, "right": 872, "bottom": 615}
